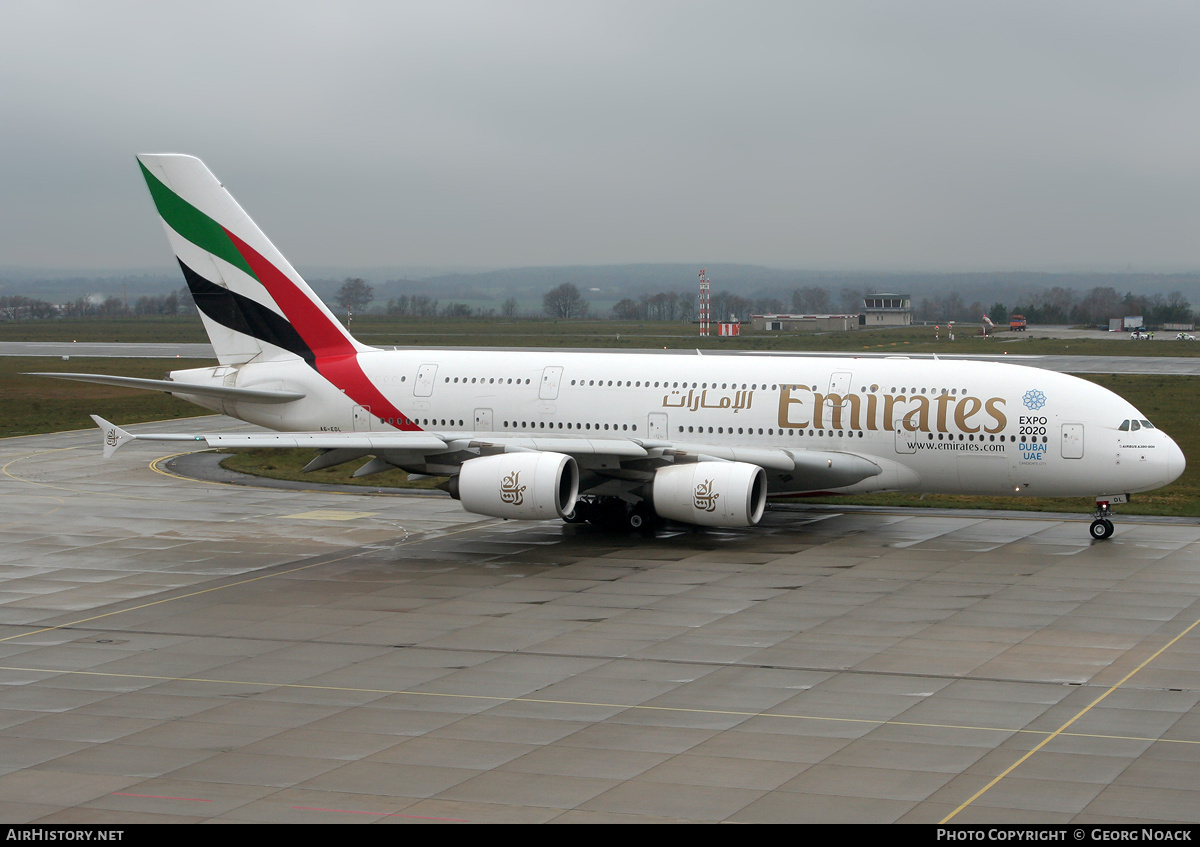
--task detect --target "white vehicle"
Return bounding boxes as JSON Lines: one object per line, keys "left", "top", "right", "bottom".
{"left": 1176, "top": 332, "right": 1195, "bottom": 341}
{"left": 40, "top": 155, "right": 1186, "bottom": 540}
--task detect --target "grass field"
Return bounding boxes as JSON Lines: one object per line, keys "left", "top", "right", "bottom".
{"left": 5, "top": 319, "right": 1198, "bottom": 517}
{"left": 218, "top": 448, "right": 445, "bottom": 491}
{"left": 3, "top": 357, "right": 211, "bottom": 437}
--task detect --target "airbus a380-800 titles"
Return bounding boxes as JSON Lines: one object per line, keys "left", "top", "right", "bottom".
{"left": 35, "top": 155, "right": 1185, "bottom": 540}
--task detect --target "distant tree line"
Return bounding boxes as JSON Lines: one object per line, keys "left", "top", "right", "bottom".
{"left": 612, "top": 291, "right": 691, "bottom": 321}
{"left": 608, "top": 285, "right": 865, "bottom": 323}
{"left": 129, "top": 288, "right": 198, "bottom": 317}
{"left": 614, "top": 291, "right": 774, "bottom": 322}
{"left": 382, "top": 295, "right": 504, "bottom": 319}
{"left": 917, "top": 286, "right": 1194, "bottom": 326}
{"left": 2, "top": 275, "right": 1194, "bottom": 330}
{"left": 0, "top": 296, "right": 59, "bottom": 320}
{"left": 0, "top": 287, "right": 198, "bottom": 321}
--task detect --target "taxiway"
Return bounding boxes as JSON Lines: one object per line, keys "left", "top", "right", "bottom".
{"left": 0, "top": 420, "right": 1197, "bottom": 823}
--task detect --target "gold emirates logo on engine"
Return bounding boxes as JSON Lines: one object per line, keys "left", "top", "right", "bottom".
{"left": 499, "top": 471, "right": 526, "bottom": 506}
{"left": 693, "top": 479, "right": 719, "bottom": 512}
{"left": 777, "top": 386, "right": 1008, "bottom": 434}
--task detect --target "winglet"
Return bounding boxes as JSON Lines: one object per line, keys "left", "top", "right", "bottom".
{"left": 90, "top": 415, "right": 135, "bottom": 459}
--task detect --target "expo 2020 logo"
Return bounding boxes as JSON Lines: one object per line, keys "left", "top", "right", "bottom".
{"left": 1022, "top": 389, "right": 1047, "bottom": 411}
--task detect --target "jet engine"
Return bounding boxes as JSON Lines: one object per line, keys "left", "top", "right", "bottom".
{"left": 453, "top": 452, "right": 579, "bottom": 520}
{"left": 651, "top": 461, "right": 767, "bottom": 527}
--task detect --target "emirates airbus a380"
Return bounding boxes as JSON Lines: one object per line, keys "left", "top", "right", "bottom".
{"left": 38, "top": 155, "right": 1185, "bottom": 539}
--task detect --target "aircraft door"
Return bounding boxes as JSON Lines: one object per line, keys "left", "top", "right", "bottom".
{"left": 414, "top": 364, "right": 438, "bottom": 397}
{"left": 1061, "top": 423, "right": 1084, "bottom": 459}
{"left": 892, "top": 398, "right": 916, "bottom": 451}
{"left": 353, "top": 405, "right": 373, "bottom": 432}
{"left": 475, "top": 408, "right": 493, "bottom": 431}
{"left": 539, "top": 367, "right": 563, "bottom": 400}
{"left": 829, "top": 371, "right": 852, "bottom": 395}
{"left": 648, "top": 412, "right": 668, "bottom": 440}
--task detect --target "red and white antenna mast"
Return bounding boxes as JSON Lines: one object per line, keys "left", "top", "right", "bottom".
{"left": 698, "top": 269, "right": 710, "bottom": 337}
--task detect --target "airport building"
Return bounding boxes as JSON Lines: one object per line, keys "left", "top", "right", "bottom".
{"left": 862, "top": 292, "right": 912, "bottom": 326}
{"left": 750, "top": 313, "right": 859, "bottom": 332}
{"left": 751, "top": 294, "right": 913, "bottom": 333}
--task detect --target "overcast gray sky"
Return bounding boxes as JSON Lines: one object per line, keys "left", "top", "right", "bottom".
{"left": 4, "top": 0, "right": 1200, "bottom": 273}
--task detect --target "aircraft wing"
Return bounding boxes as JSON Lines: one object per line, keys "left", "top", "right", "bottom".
{"left": 92, "top": 416, "right": 651, "bottom": 463}
{"left": 90, "top": 416, "right": 882, "bottom": 491}
{"left": 91, "top": 416, "right": 447, "bottom": 459}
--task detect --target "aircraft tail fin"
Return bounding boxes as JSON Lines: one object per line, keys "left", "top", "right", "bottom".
{"left": 137, "top": 154, "right": 368, "bottom": 366}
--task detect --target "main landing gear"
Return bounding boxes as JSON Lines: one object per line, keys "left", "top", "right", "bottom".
{"left": 1090, "top": 500, "right": 1115, "bottom": 540}
{"left": 563, "top": 496, "right": 659, "bottom": 533}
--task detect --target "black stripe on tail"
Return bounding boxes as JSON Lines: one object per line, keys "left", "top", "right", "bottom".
{"left": 179, "top": 259, "right": 316, "bottom": 367}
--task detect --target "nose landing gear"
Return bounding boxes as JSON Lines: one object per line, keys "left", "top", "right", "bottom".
{"left": 1090, "top": 500, "right": 1115, "bottom": 540}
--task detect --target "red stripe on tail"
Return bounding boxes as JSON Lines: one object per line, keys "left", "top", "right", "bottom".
{"left": 225, "top": 229, "right": 422, "bottom": 432}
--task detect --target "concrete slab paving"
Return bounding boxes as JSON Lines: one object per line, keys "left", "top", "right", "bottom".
{"left": 1, "top": 421, "right": 1199, "bottom": 822}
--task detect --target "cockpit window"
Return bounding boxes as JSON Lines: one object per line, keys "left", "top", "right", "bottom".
{"left": 1140, "top": 420, "right": 1155, "bottom": 429}
{"left": 1119, "top": 420, "right": 1130, "bottom": 431}
{"left": 1130, "top": 420, "right": 1141, "bottom": 431}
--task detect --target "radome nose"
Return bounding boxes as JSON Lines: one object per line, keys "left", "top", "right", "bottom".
{"left": 1165, "top": 435, "right": 1186, "bottom": 486}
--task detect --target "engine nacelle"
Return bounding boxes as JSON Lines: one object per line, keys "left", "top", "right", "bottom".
{"left": 456, "top": 452, "right": 579, "bottom": 520}
{"left": 652, "top": 461, "right": 768, "bottom": 527}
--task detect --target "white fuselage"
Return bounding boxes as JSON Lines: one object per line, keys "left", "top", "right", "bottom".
{"left": 168, "top": 348, "right": 1186, "bottom": 501}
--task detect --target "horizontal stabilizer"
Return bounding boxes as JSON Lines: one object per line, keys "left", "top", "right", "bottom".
{"left": 31, "top": 373, "right": 305, "bottom": 404}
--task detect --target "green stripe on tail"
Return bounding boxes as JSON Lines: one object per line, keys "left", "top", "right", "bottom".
{"left": 138, "top": 160, "right": 256, "bottom": 278}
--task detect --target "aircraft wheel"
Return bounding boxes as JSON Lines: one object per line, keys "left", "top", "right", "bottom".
{"left": 1090, "top": 519, "right": 1114, "bottom": 540}
{"left": 626, "top": 503, "right": 657, "bottom": 532}
{"left": 562, "top": 508, "right": 587, "bottom": 524}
